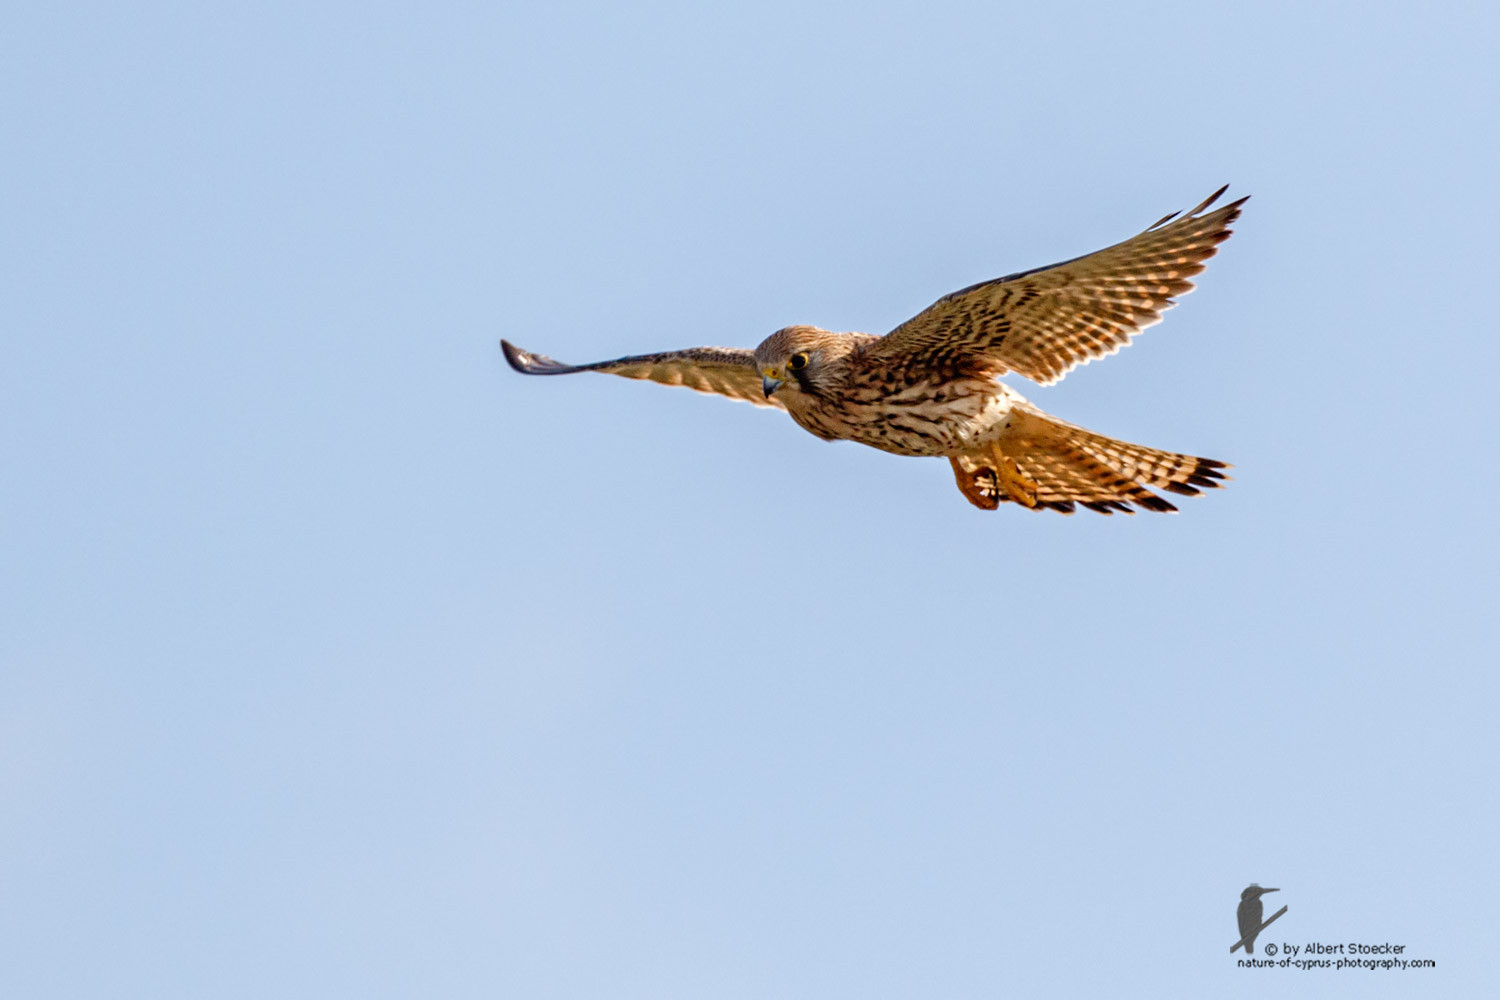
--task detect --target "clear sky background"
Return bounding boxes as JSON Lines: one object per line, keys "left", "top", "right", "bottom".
{"left": 4, "top": 1, "right": 1498, "bottom": 997}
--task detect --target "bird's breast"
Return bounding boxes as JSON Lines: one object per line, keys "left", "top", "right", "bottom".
{"left": 782, "top": 377, "right": 1018, "bottom": 457}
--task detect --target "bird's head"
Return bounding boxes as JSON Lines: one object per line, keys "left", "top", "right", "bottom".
{"left": 753, "top": 325, "right": 852, "bottom": 400}
{"left": 1241, "top": 885, "right": 1279, "bottom": 901}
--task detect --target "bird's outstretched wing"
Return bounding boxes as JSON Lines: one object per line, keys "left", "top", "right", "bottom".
{"left": 863, "top": 186, "right": 1248, "bottom": 385}
{"left": 501, "top": 340, "right": 784, "bottom": 410}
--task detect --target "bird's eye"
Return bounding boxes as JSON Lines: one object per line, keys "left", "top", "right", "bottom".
{"left": 788, "top": 353, "right": 809, "bottom": 371}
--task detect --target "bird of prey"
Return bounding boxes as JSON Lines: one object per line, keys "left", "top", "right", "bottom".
{"left": 503, "top": 186, "right": 1246, "bottom": 514}
{"left": 1236, "top": 885, "right": 1279, "bottom": 954}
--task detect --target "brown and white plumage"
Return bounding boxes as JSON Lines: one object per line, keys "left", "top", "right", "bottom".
{"left": 866, "top": 185, "right": 1246, "bottom": 384}
{"left": 500, "top": 342, "right": 783, "bottom": 410}
{"left": 503, "top": 187, "right": 1244, "bottom": 514}
{"left": 947, "top": 404, "right": 1229, "bottom": 515}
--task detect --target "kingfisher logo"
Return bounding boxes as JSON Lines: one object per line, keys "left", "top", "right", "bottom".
{"left": 1231, "top": 884, "right": 1287, "bottom": 953}
{"left": 1228, "top": 884, "right": 1435, "bottom": 971}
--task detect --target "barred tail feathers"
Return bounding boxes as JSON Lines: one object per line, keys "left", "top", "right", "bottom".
{"left": 947, "top": 405, "right": 1229, "bottom": 514}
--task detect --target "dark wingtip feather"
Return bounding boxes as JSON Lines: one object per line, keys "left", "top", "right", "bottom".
{"left": 1197, "top": 460, "right": 1233, "bottom": 482}
{"left": 1187, "top": 184, "right": 1231, "bottom": 217}
{"left": 1147, "top": 209, "right": 1182, "bottom": 230}
{"left": 1149, "top": 184, "right": 1242, "bottom": 231}
{"left": 501, "top": 339, "right": 536, "bottom": 373}
{"left": 501, "top": 340, "right": 578, "bottom": 375}
{"left": 1135, "top": 494, "right": 1179, "bottom": 513}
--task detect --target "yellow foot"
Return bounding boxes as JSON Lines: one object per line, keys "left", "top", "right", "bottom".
{"left": 996, "top": 455, "right": 1039, "bottom": 508}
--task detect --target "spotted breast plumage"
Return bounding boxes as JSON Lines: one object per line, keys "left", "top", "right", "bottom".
{"left": 503, "top": 186, "right": 1246, "bottom": 514}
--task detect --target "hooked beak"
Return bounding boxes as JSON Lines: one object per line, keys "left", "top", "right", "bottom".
{"left": 762, "top": 375, "right": 783, "bottom": 398}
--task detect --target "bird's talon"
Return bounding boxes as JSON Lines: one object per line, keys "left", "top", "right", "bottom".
{"left": 998, "top": 457, "right": 1040, "bottom": 508}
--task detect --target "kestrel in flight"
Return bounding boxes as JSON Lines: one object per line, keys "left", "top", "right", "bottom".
{"left": 503, "top": 186, "right": 1245, "bottom": 514}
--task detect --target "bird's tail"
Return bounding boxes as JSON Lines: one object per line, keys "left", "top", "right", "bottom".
{"left": 948, "top": 404, "right": 1229, "bottom": 514}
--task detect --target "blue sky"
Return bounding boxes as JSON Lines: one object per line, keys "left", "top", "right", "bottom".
{"left": 4, "top": 1, "right": 1498, "bottom": 996}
